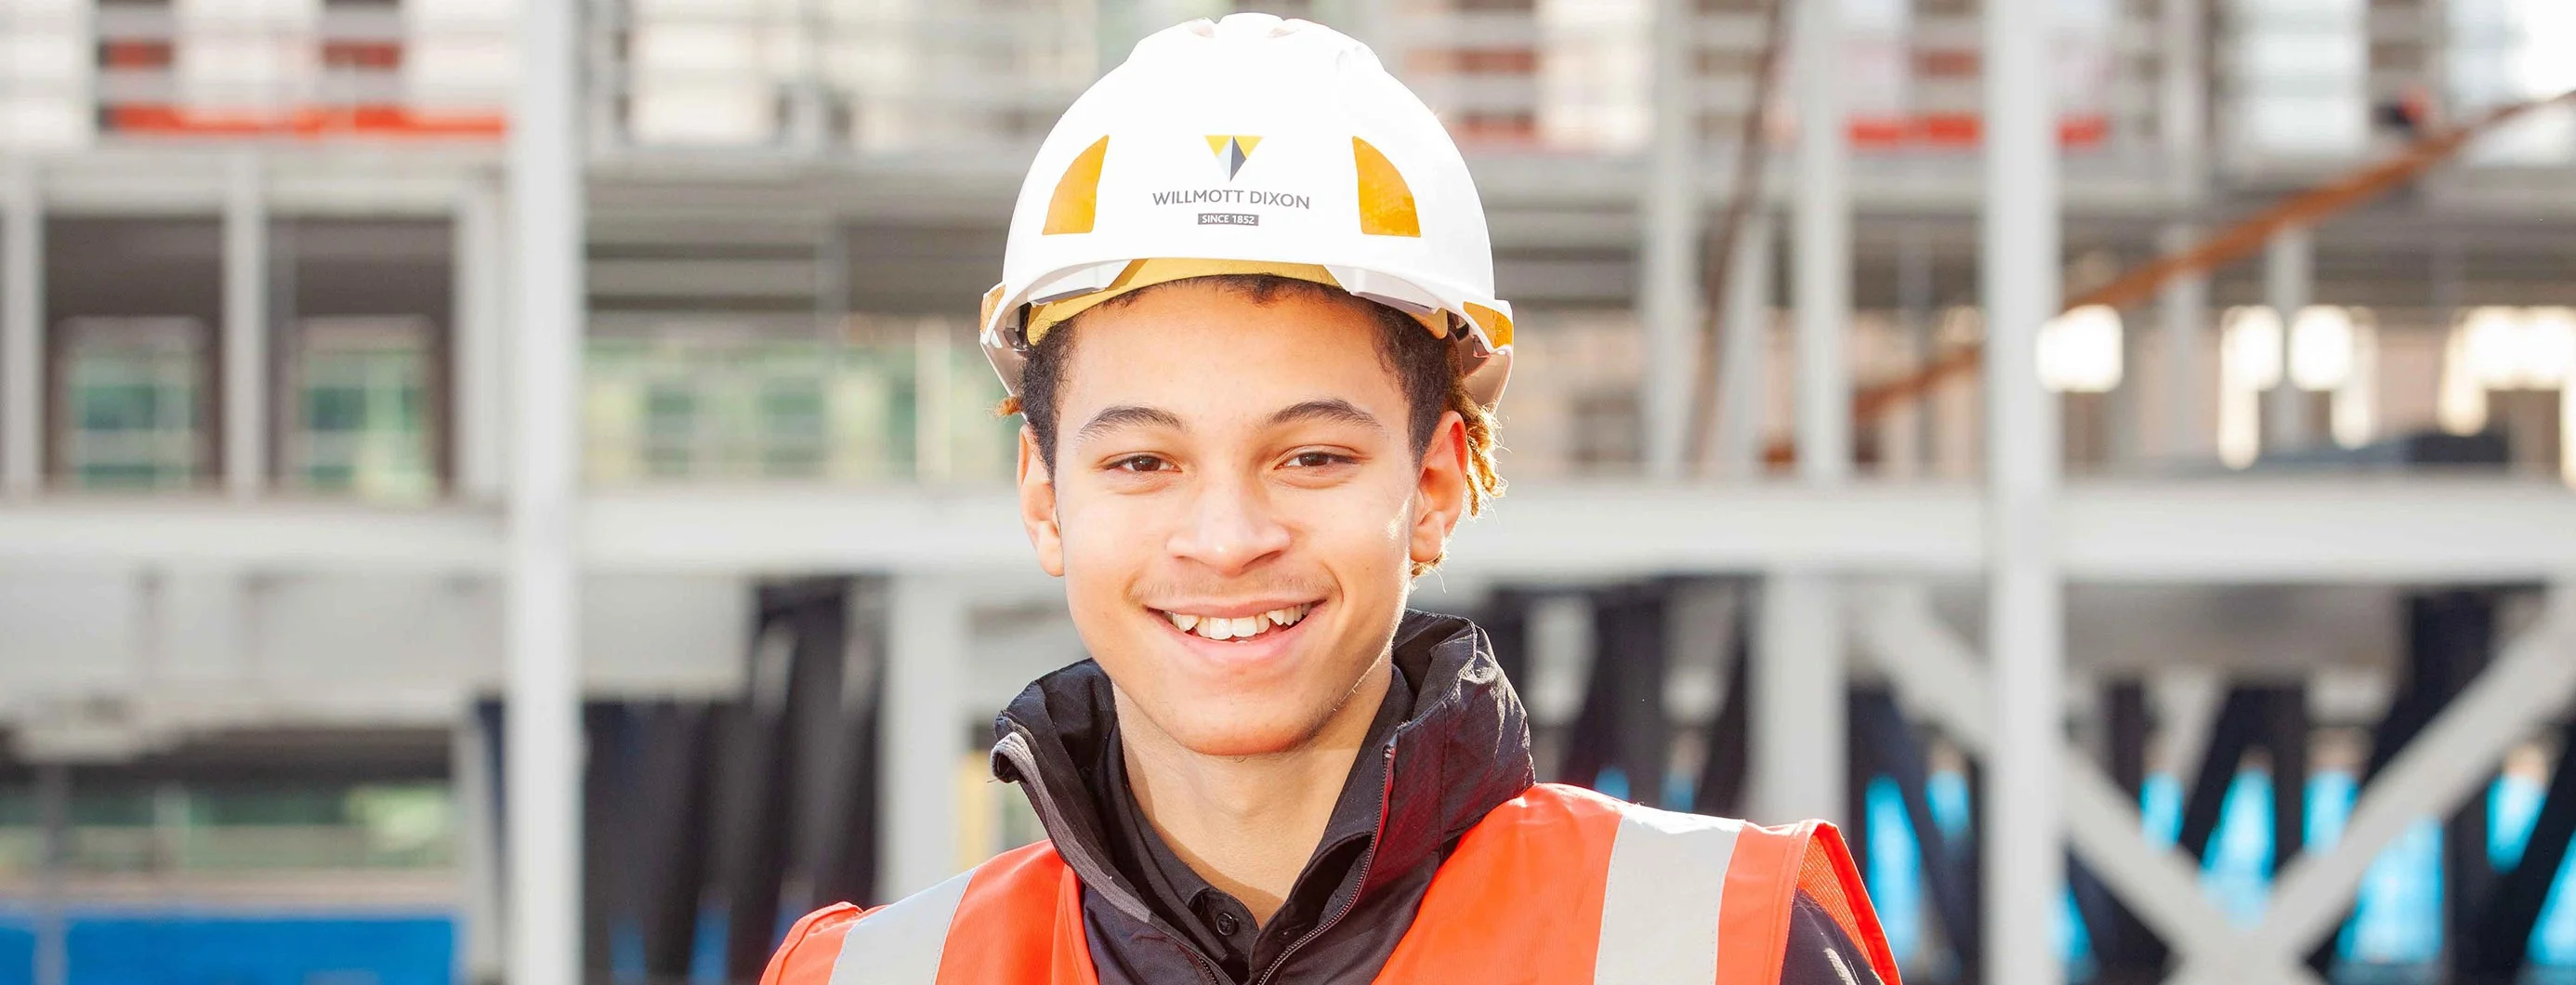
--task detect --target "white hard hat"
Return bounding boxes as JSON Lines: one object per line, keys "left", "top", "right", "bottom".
{"left": 979, "top": 13, "right": 1514, "bottom": 407}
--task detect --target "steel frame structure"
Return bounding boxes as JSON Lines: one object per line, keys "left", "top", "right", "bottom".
{"left": 6, "top": 3, "right": 2576, "bottom": 985}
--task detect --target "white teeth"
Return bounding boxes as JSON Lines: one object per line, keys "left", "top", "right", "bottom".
{"left": 1165, "top": 605, "right": 1313, "bottom": 640}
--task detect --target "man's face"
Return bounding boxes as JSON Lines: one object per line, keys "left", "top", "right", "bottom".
{"left": 1017, "top": 281, "right": 1469, "bottom": 758}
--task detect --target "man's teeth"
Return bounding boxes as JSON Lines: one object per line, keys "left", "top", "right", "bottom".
{"left": 1163, "top": 604, "right": 1312, "bottom": 640}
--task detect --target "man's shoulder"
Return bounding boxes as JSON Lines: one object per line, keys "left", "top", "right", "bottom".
{"left": 850, "top": 837, "right": 1069, "bottom": 926}
{"left": 760, "top": 839, "right": 1071, "bottom": 985}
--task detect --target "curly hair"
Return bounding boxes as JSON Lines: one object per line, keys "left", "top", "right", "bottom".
{"left": 997, "top": 274, "right": 1502, "bottom": 574}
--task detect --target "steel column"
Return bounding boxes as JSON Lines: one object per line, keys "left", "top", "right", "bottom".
{"left": 1792, "top": 0, "right": 1850, "bottom": 484}
{"left": 221, "top": 154, "right": 268, "bottom": 497}
{"left": 1853, "top": 689, "right": 1983, "bottom": 977}
{"left": 1713, "top": 213, "right": 1775, "bottom": 479}
{"left": 631, "top": 703, "right": 715, "bottom": 977}
{"left": 1888, "top": 224, "right": 1935, "bottom": 478}
{"left": 453, "top": 704, "right": 505, "bottom": 985}
{"left": 504, "top": 2, "right": 586, "bottom": 985}
{"left": 2158, "top": 224, "right": 2209, "bottom": 459}
{"left": 1640, "top": 0, "right": 1701, "bottom": 478}
{"left": 1755, "top": 571, "right": 1845, "bottom": 824}
{"left": 1983, "top": 0, "right": 2065, "bottom": 981}
{"left": 2, "top": 164, "right": 38, "bottom": 495}
{"left": 2157, "top": 0, "right": 2207, "bottom": 203}
{"left": 1693, "top": 602, "right": 1753, "bottom": 817}
{"left": 2264, "top": 227, "right": 2312, "bottom": 449}
{"left": 1565, "top": 584, "right": 1674, "bottom": 801}
{"left": 33, "top": 763, "right": 67, "bottom": 985}
{"left": 814, "top": 578, "right": 887, "bottom": 906}
{"left": 453, "top": 174, "right": 506, "bottom": 499}
{"left": 2464, "top": 716, "right": 2576, "bottom": 978}
{"left": 883, "top": 572, "right": 968, "bottom": 898}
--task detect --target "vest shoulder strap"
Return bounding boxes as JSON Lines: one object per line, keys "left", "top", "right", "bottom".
{"left": 1374, "top": 783, "right": 1901, "bottom": 985}
{"left": 759, "top": 840, "right": 1087, "bottom": 985}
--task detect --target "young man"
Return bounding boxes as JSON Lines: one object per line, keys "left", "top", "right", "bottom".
{"left": 764, "top": 14, "right": 1898, "bottom": 985}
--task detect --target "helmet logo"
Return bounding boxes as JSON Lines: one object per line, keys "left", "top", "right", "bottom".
{"left": 1204, "top": 135, "right": 1262, "bottom": 180}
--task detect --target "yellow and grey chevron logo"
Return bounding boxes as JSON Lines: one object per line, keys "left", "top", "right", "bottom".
{"left": 1205, "top": 135, "right": 1262, "bottom": 180}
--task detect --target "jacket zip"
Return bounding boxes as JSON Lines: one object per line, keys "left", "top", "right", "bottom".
{"left": 1247, "top": 736, "right": 1401, "bottom": 985}
{"left": 994, "top": 728, "right": 1228, "bottom": 985}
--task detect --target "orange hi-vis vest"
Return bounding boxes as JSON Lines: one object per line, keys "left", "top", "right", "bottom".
{"left": 762, "top": 783, "right": 1901, "bottom": 985}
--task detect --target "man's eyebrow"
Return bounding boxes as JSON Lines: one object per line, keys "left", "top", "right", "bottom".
{"left": 1266, "top": 398, "right": 1388, "bottom": 435}
{"left": 1073, "top": 404, "right": 1186, "bottom": 445}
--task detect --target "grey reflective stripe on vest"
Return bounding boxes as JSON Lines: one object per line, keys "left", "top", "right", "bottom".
{"left": 829, "top": 866, "right": 975, "bottom": 985}
{"left": 1593, "top": 806, "right": 1743, "bottom": 985}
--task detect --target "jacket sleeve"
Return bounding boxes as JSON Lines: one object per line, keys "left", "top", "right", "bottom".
{"left": 758, "top": 902, "right": 876, "bottom": 985}
{"left": 1781, "top": 891, "right": 1887, "bottom": 985}
{"left": 1770, "top": 821, "right": 1903, "bottom": 985}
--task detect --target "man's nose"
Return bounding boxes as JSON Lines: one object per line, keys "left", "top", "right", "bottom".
{"left": 1166, "top": 475, "right": 1291, "bottom": 575}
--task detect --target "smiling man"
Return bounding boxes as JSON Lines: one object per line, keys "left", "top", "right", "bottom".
{"left": 762, "top": 14, "right": 1899, "bottom": 985}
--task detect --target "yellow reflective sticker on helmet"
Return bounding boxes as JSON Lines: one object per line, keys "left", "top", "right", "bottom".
{"left": 1352, "top": 138, "right": 1421, "bottom": 238}
{"left": 1463, "top": 301, "right": 1513, "bottom": 348}
{"left": 1044, "top": 137, "right": 1111, "bottom": 235}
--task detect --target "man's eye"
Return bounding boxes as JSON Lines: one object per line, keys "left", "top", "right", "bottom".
{"left": 1286, "top": 451, "right": 1350, "bottom": 468}
{"left": 1110, "top": 454, "right": 1170, "bottom": 473}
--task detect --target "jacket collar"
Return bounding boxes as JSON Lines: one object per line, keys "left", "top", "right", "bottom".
{"left": 987, "top": 610, "right": 1537, "bottom": 927}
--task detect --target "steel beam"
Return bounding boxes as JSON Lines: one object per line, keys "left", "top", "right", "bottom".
{"left": 222, "top": 154, "right": 269, "bottom": 497}
{"left": 1792, "top": 0, "right": 1851, "bottom": 485}
{"left": 2254, "top": 588, "right": 2576, "bottom": 960}
{"left": 2, "top": 164, "right": 39, "bottom": 495}
{"left": 1853, "top": 689, "right": 1983, "bottom": 977}
{"left": 1639, "top": 0, "right": 1700, "bottom": 479}
{"left": 2464, "top": 716, "right": 2576, "bottom": 978}
{"left": 1984, "top": 0, "right": 2066, "bottom": 978}
{"left": 504, "top": 3, "right": 587, "bottom": 985}
{"left": 1854, "top": 583, "right": 2317, "bottom": 985}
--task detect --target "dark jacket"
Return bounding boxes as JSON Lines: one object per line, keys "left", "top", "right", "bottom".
{"left": 988, "top": 610, "right": 1886, "bottom": 985}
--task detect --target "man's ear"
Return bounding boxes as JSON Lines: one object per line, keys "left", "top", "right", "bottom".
{"left": 1409, "top": 411, "right": 1470, "bottom": 569}
{"left": 1018, "top": 426, "right": 1066, "bottom": 577}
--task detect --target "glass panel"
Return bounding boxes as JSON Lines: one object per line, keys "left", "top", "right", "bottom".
{"left": 283, "top": 318, "right": 437, "bottom": 501}
{"left": 59, "top": 317, "right": 208, "bottom": 492}
{"left": 585, "top": 318, "right": 1013, "bottom": 485}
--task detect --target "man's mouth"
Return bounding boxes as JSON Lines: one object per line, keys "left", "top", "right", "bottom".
{"left": 1153, "top": 603, "right": 1316, "bottom": 642}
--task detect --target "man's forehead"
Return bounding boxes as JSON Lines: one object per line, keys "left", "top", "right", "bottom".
{"left": 1056, "top": 287, "right": 1406, "bottom": 426}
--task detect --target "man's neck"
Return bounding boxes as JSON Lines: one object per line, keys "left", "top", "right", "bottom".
{"left": 1114, "top": 657, "right": 1394, "bottom": 927}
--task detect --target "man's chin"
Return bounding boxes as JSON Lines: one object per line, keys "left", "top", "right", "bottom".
{"left": 1160, "top": 713, "right": 1323, "bottom": 759}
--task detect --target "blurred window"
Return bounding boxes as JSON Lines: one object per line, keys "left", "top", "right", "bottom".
{"left": 58, "top": 316, "right": 210, "bottom": 492}
{"left": 585, "top": 319, "right": 1013, "bottom": 485}
{"left": 0, "top": 778, "right": 451, "bottom": 877}
{"left": 283, "top": 317, "right": 438, "bottom": 500}
{"left": 2449, "top": 0, "right": 2576, "bottom": 164}
{"left": 2227, "top": 0, "right": 2368, "bottom": 160}
{"left": 0, "top": 0, "right": 98, "bottom": 151}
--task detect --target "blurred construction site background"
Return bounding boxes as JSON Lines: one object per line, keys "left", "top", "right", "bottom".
{"left": 0, "top": 0, "right": 2573, "bottom": 984}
